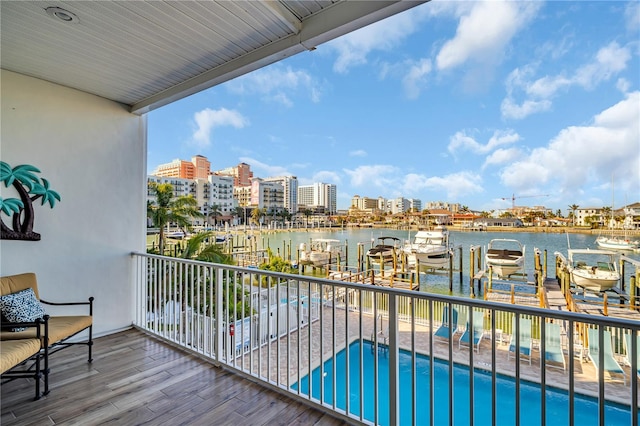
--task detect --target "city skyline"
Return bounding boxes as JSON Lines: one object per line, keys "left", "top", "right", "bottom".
{"left": 148, "top": 1, "right": 640, "bottom": 213}
{"left": 148, "top": 154, "right": 639, "bottom": 214}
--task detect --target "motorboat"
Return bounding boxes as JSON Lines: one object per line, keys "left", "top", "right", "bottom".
{"left": 367, "top": 236, "right": 400, "bottom": 264}
{"left": 402, "top": 226, "right": 451, "bottom": 269}
{"left": 299, "top": 239, "right": 342, "bottom": 266}
{"left": 166, "top": 230, "right": 185, "bottom": 239}
{"left": 485, "top": 238, "right": 525, "bottom": 278}
{"left": 567, "top": 249, "right": 620, "bottom": 292}
{"left": 595, "top": 235, "right": 639, "bottom": 251}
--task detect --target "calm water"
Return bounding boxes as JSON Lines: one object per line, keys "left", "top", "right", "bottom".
{"left": 256, "top": 228, "right": 640, "bottom": 297}
{"left": 294, "top": 340, "right": 635, "bottom": 426}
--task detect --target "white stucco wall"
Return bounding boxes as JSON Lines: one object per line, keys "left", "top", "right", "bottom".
{"left": 0, "top": 70, "right": 146, "bottom": 337}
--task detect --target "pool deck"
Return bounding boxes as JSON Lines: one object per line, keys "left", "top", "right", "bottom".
{"left": 242, "top": 303, "right": 638, "bottom": 410}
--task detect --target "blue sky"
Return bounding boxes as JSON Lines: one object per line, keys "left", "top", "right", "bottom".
{"left": 148, "top": 1, "right": 640, "bottom": 213}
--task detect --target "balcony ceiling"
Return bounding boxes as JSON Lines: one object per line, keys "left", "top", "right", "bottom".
{"left": 1, "top": 1, "right": 425, "bottom": 114}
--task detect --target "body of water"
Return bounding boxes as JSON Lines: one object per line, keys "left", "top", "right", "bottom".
{"left": 256, "top": 228, "right": 640, "bottom": 297}
{"left": 293, "top": 340, "right": 635, "bottom": 426}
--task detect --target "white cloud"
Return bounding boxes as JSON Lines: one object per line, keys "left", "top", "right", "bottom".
{"left": 402, "top": 58, "right": 433, "bottom": 99}
{"left": 616, "top": 78, "right": 630, "bottom": 93}
{"left": 226, "top": 65, "right": 322, "bottom": 105}
{"left": 501, "top": 98, "right": 552, "bottom": 120}
{"left": 349, "top": 150, "right": 367, "bottom": 157}
{"left": 328, "top": 7, "right": 426, "bottom": 73}
{"left": 502, "top": 42, "right": 632, "bottom": 120}
{"left": 573, "top": 42, "right": 631, "bottom": 89}
{"left": 238, "top": 157, "right": 291, "bottom": 177}
{"left": 192, "top": 108, "right": 248, "bottom": 147}
{"left": 499, "top": 92, "right": 640, "bottom": 195}
{"left": 401, "top": 171, "right": 484, "bottom": 200}
{"left": 626, "top": 1, "right": 640, "bottom": 32}
{"left": 436, "top": 2, "right": 541, "bottom": 71}
{"left": 312, "top": 171, "right": 341, "bottom": 185}
{"left": 448, "top": 129, "right": 521, "bottom": 156}
{"left": 482, "top": 148, "right": 523, "bottom": 170}
{"left": 343, "top": 165, "right": 398, "bottom": 188}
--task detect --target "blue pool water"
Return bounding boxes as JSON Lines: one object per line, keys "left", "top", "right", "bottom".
{"left": 293, "top": 341, "right": 635, "bottom": 426}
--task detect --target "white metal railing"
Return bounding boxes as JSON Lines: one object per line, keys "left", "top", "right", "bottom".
{"left": 133, "top": 252, "right": 639, "bottom": 426}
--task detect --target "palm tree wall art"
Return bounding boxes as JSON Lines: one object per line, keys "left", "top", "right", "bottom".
{"left": 0, "top": 162, "right": 61, "bottom": 241}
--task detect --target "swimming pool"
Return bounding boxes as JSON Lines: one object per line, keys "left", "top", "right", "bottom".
{"left": 294, "top": 341, "right": 635, "bottom": 426}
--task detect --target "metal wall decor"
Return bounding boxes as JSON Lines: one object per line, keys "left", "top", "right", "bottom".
{"left": 0, "top": 162, "right": 61, "bottom": 241}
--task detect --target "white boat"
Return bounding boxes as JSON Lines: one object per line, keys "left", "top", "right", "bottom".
{"left": 567, "top": 249, "right": 620, "bottom": 292}
{"left": 166, "top": 230, "right": 185, "bottom": 239}
{"left": 596, "top": 235, "right": 639, "bottom": 251}
{"left": 299, "top": 239, "right": 341, "bottom": 266}
{"left": 402, "top": 226, "right": 451, "bottom": 269}
{"left": 367, "top": 236, "right": 400, "bottom": 264}
{"left": 485, "top": 238, "right": 525, "bottom": 278}
{"left": 596, "top": 178, "right": 639, "bottom": 251}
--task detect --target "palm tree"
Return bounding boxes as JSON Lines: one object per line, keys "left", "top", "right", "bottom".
{"left": 300, "top": 208, "right": 312, "bottom": 228}
{"left": 148, "top": 182, "right": 204, "bottom": 254}
{"left": 208, "top": 204, "right": 221, "bottom": 228}
{"left": 601, "top": 206, "right": 612, "bottom": 229}
{"left": 568, "top": 204, "right": 579, "bottom": 227}
{"left": 251, "top": 207, "right": 265, "bottom": 226}
{"left": 231, "top": 206, "right": 244, "bottom": 226}
{"left": 0, "top": 162, "right": 61, "bottom": 240}
{"left": 180, "top": 231, "right": 234, "bottom": 264}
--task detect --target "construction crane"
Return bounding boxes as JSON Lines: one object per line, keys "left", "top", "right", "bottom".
{"left": 501, "top": 194, "right": 549, "bottom": 210}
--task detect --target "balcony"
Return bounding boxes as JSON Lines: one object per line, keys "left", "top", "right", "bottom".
{"left": 3, "top": 254, "right": 639, "bottom": 425}
{"left": 1, "top": 329, "right": 342, "bottom": 425}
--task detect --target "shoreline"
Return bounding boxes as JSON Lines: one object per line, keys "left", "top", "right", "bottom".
{"left": 250, "top": 225, "right": 640, "bottom": 237}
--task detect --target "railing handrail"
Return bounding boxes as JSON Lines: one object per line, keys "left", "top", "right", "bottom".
{"left": 132, "top": 251, "right": 640, "bottom": 330}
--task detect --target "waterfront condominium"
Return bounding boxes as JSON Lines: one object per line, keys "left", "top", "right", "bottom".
{"left": 298, "top": 183, "right": 337, "bottom": 215}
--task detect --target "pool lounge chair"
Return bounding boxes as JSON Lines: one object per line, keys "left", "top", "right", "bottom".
{"left": 459, "top": 311, "right": 484, "bottom": 353}
{"left": 508, "top": 317, "right": 532, "bottom": 365}
{"left": 587, "top": 328, "right": 626, "bottom": 385}
{"left": 542, "top": 323, "right": 566, "bottom": 371}
{"left": 434, "top": 306, "right": 458, "bottom": 340}
{"left": 624, "top": 333, "right": 640, "bottom": 379}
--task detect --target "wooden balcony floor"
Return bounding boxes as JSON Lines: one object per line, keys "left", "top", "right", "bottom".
{"left": 1, "top": 329, "right": 348, "bottom": 426}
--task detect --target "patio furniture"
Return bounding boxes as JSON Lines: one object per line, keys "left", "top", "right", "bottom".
{"left": 543, "top": 322, "right": 566, "bottom": 371}
{"left": 508, "top": 317, "right": 532, "bottom": 365}
{"left": 624, "top": 332, "right": 639, "bottom": 379}
{"left": 459, "top": 310, "right": 484, "bottom": 353}
{"left": 0, "top": 317, "right": 48, "bottom": 400}
{"left": 434, "top": 306, "right": 458, "bottom": 340}
{"left": 587, "top": 328, "right": 626, "bottom": 385}
{"left": 0, "top": 272, "right": 94, "bottom": 396}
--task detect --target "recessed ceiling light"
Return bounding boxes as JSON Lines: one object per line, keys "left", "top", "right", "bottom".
{"left": 45, "top": 7, "right": 79, "bottom": 24}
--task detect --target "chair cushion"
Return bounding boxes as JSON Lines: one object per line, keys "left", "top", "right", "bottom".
{"left": 0, "top": 339, "right": 40, "bottom": 373}
{"left": 0, "top": 338, "right": 41, "bottom": 374}
{"left": 0, "top": 273, "right": 39, "bottom": 298}
{"left": 0, "top": 288, "right": 46, "bottom": 331}
{"left": 1, "top": 316, "right": 92, "bottom": 346}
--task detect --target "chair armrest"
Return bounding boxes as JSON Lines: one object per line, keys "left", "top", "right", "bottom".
{"left": 40, "top": 297, "right": 93, "bottom": 306}
{"left": 40, "top": 297, "right": 94, "bottom": 315}
{"left": 1, "top": 315, "right": 49, "bottom": 340}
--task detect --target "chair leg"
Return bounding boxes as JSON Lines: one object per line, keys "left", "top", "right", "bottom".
{"left": 33, "top": 353, "right": 41, "bottom": 401}
{"left": 88, "top": 325, "right": 93, "bottom": 363}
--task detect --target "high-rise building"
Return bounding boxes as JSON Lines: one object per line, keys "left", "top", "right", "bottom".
{"left": 264, "top": 176, "right": 298, "bottom": 213}
{"left": 250, "top": 178, "right": 284, "bottom": 213}
{"left": 351, "top": 195, "right": 378, "bottom": 213}
{"left": 147, "top": 176, "right": 195, "bottom": 203}
{"left": 298, "top": 183, "right": 337, "bottom": 214}
{"left": 205, "top": 174, "right": 235, "bottom": 218}
{"left": 152, "top": 155, "right": 210, "bottom": 179}
{"left": 408, "top": 198, "right": 422, "bottom": 212}
{"left": 215, "top": 162, "right": 253, "bottom": 187}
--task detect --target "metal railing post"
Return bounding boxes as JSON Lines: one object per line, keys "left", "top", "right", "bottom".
{"left": 388, "top": 294, "right": 399, "bottom": 426}
{"left": 214, "top": 267, "right": 224, "bottom": 366}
